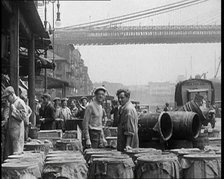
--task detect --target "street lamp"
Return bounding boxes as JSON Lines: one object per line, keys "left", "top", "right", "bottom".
{"left": 55, "top": 0, "right": 61, "bottom": 27}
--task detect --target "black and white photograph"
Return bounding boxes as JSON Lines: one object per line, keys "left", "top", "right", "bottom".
{"left": 1, "top": 0, "right": 221, "bottom": 178}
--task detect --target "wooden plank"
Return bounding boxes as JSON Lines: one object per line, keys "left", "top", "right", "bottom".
{"left": 28, "top": 35, "right": 35, "bottom": 125}
{"left": 10, "top": 6, "right": 19, "bottom": 95}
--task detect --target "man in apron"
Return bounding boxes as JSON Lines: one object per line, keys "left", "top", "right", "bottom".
{"left": 3, "top": 86, "right": 27, "bottom": 158}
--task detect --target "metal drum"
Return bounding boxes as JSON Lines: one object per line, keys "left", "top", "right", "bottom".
{"left": 183, "top": 154, "right": 221, "bottom": 179}
{"left": 88, "top": 156, "right": 134, "bottom": 179}
{"left": 42, "top": 151, "right": 88, "bottom": 179}
{"left": 136, "top": 154, "right": 180, "bottom": 179}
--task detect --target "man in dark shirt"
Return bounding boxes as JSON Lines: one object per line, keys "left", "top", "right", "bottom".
{"left": 76, "top": 96, "right": 88, "bottom": 119}
{"left": 39, "top": 93, "right": 56, "bottom": 130}
{"left": 110, "top": 99, "right": 119, "bottom": 127}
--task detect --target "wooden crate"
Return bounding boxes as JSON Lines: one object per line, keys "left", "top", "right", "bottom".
{"left": 38, "top": 130, "right": 63, "bottom": 138}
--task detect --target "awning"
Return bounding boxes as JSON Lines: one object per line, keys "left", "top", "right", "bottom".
{"left": 36, "top": 75, "right": 69, "bottom": 89}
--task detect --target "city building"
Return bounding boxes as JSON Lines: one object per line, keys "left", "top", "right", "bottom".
{"left": 53, "top": 44, "right": 93, "bottom": 96}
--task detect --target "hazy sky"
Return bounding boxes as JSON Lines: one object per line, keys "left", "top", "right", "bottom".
{"left": 43, "top": 0, "right": 221, "bottom": 85}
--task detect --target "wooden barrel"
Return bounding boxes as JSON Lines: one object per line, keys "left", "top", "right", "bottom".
{"left": 168, "top": 139, "right": 193, "bottom": 149}
{"left": 178, "top": 100, "right": 207, "bottom": 125}
{"left": 84, "top": 148, "right": 122, "bottom": 164}
{"left": 88, "top": 156, "right": 134, "bottom": 179}
{"left": 2, "top": 151, "right": 45, "bottom": 179}
{"left": 43, "top": 151, "right": 88, "bottom": 179}
{"left": 138, "top": 112, "right": 173, "bottom": 142}
{"left": 167, "top": 111, "right": 201, "bottom": 140}
{"left": 169, "top": 148, "right": 201, "bottom": 178}
{"left": 55, "top": 139, "right": 83, "bottom": 152}
{"left": 183, "top": 154, "right": 221, "bottom": 178}
{"left": 2, "top": 162, "right": 40, "bottom": 179}
{"left": 125, "top": 148, "right": 162, "bottom": 162}
{"left": 136, "top": 154, "right": 180, "bottom": 179}
{"left": 193, "top": 132, "right": 209, "bottom": 149}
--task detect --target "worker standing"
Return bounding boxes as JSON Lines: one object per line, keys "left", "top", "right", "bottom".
{"left": 39, "top": 93, "right": 56, "bottom": 130}
{"left": 116, "top": 89, "right": 139, "bottom": 152}
{"left": 3, "top": 86, "right": 27, "bottom": 158}
{"left": 83, "top": 87, "right": 107, "bottom": 149}
{"left": 53, "top": 97, "right": 63, "bottom": 130}
{"left": 76, "top": 96, "right": 88, "bottom": 119}
{"left": 59, "top": 98, "right": 71, "bottom": 131}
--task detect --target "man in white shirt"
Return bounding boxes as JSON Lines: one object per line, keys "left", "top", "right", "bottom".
{"left": 60, "top": 98, "right": 71, "bottom": 131}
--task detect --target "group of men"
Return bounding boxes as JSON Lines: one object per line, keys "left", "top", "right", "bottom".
{"left": 36, "top": 94, "right": 88, "bottom": 131}
{"left": 1, "top": 85, "right": 139, "bottom": 160}
{"left": 83, "top": 86, "right": 139, "bottom": 151}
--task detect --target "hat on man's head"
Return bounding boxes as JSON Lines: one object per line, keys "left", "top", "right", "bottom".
{"left": 80, "top": 96, "right": 88, "bottom": 101}
{"left": 94, "top": 86, "right": 107, "bottom": 95}
{"left": 42, "top": 93, "right": 51, "bottom": 99}
{"left": 53, "top": 97, "right": 61, "bottom": 101}
{"left": 61, "top": 97, "right": 68, "bottom": 102}
{"left": 2, "top": 86, "right": 15, "bottom": 98}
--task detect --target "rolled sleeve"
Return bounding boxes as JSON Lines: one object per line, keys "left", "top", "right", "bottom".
{"left": 124, "top": 113, "right": 135, "bottom": 136}
{"left": 82, "top": 105, "right": 92, "bottom": 140}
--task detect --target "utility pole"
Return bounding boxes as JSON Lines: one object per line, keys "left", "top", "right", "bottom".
{"left": 44, "top": 0, "right": 47, "bottom": 92}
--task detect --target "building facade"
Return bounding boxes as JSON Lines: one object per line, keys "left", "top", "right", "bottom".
{"left": 53, "top": 44, "right": 93, "bottom": 96}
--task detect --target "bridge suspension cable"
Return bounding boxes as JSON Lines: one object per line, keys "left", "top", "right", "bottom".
{"left": 103, "top": 0, "right": 209, "bottom": 27}
{"left": 58, "top": 0, "right": 193, "bottom": 30}
{"left": 57, "top": 0, "right": 208, "bottom": 30}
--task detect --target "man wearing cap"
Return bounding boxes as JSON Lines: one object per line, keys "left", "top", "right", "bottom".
{"left": 83, "top": 87, "right": 107, "bottom": 148}
{"left": 2, "top": 86, "right": 27, "bottom": 157}
{"left": 59, "top": 98, "right": 71, "bottom": 131}
{"left": 76, "top": 96, "right": 88, "bottom": 119}
{"left": 116, "top": 89, "right": 139, "bottom": 152}
{"left": 39, "top": 93, "right": 56, "bottom": 130}
{"left": 70, "top": 100, "right": 79, "bottom": 119}
{"left": 53, "top": 97, "right": 63, "bottom": 130}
